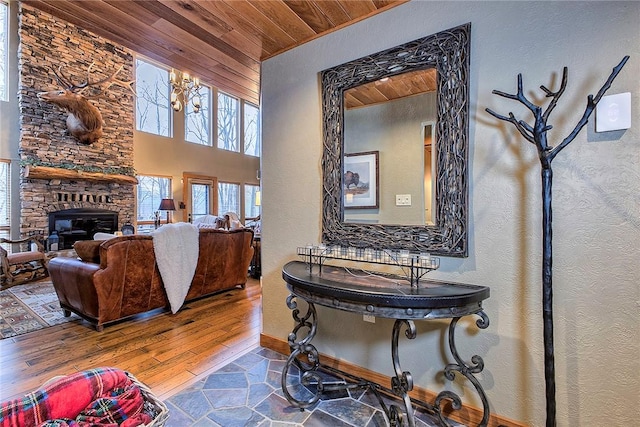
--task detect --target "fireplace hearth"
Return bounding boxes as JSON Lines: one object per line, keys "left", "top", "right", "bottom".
{"left": 48, "top": 208, "right": 118, "bottom": 249}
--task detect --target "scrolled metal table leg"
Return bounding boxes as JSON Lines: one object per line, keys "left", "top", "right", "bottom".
{"left": 391, "top": 319, "right": 417, "bottom": 427}
{"left": 281, "top": 294, "right": 324, "bottom": 409}
{"left": 435, "top": 311, "right": 491, "bottom": 427}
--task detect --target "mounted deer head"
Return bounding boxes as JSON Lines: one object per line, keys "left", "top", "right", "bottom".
{"left": 37, "top": 62, "right": 135, "bottom": 144}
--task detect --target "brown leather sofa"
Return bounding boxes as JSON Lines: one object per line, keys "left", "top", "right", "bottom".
{"left": 47, "top": 228, "right": 254, "bottom": 331}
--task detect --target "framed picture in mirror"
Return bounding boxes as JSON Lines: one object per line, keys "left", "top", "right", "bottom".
{"left": 343, "top": 151, "right": 379, "bottom": 209}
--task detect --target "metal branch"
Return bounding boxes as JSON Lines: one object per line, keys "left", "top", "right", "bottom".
{"left": 485, "top": 108, "right": 535, "bottom": 143}
{"left": 549, "top": 56, "right": 629, "bottom": 162}
{"left": 491, "top": 73, "right": 539, "bottom": 114}
{"left": 541, "top": 67, "right": 568, "bottom": 122}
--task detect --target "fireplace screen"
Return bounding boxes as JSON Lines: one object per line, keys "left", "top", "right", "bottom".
{"left": 48, "top": 208, "right": 118, "bottom": 249}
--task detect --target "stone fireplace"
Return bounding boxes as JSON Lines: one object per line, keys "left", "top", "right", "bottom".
{"left": 17, "top": 5, "right": 136, "bottom": 238}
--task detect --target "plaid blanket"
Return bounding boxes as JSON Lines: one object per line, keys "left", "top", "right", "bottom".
{"left": 0, "top": 367, "right": 152, "bottom": 427}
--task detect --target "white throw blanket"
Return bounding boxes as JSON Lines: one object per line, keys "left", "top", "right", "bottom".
{"left": 152, "top": 222, "right": 199, "bottom": 313}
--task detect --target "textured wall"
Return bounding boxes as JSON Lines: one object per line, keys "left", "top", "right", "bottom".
{"left": 261, "top": 1, "right": 639, "bottom": 425}
{"left": 17, "top": 4, "right": 135, "bottom": 234}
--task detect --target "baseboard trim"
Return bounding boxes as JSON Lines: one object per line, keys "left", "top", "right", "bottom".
{"left": 260, "top": 333, "right": 523, "bottom": 427}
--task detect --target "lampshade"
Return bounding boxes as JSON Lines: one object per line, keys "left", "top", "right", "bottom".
{"left": 158, "top": 199, "right": 176, "bottom": 211}
{"left": 254, "top": 191, "right": 261, "bottom": 207}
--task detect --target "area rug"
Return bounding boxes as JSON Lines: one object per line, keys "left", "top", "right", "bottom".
{"left": 0, "top": 279, "right": 76, "bottom": 339}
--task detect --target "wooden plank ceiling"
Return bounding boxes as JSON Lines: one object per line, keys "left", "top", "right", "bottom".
{"left": 344, "top": 68, "right": 437, "bottom": 109}
{"left": 22, "top": 0, "right": 409, "bottom": 105}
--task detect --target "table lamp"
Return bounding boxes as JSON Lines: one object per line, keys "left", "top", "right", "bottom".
{"left": 158, "top": 198, "right": 176, "bottom": 224}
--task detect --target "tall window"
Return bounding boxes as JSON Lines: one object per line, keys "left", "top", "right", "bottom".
{"left": 0, "top": 160, "right": 10, "bottom": 240}
{"left": 137, "top": 175, "right": 171, "bottom": 225}
{"left": 191, "top": 183, "right": 211, "bottom": 220}
{"left": 243, "top": 103, "right": 260, "bottom": 157}
{"left": 185, "top": 85, "right": 211, "bottom": 146}
{"left": 135, "top": 58, "right": 170, "bottom": 137}
{"left": 0, "top": 1, "right": 8, "bottom": 102}
{"left": 217, "top": 92, "right": 239, "bottom": 152}
{"left": 244, "top": 184, "right": 260, "bottom": 220}
{"left": 218, "top": 182, "right": 239, "bottom": 215}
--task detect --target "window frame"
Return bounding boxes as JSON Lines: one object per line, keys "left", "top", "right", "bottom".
{"left": 216, "top": 91, "right": 240, "bottom": 153}
{"left": 133, "top": 55, "right": 261, "bottom": 159}
{"left": 134, "top": 57, "right": 172, "bottom": 138}
{"left": 244, "top": 184, "right": 260, "bottom": 221}
{"left": 0, "top": 159, "right": 10, "bottom": 239}
{"left": 217, "top": 181, "right": 240, "bottom": 217}
{"left": 136, "top": 174, "right": 172, "bottom": 230}
{"left": 0, "top": 0, "right": 8, "bottom": 102}
{"left": 242, "top": 101, "right": 261, "bottom": 158}
{"left": 185, "top": 83, "right": 212, "bottom": 146}
{"left": 182, "top": 173, "right": 218, "bottom": 223}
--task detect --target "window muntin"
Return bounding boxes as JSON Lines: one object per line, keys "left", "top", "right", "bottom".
{"left": 218, "top": 182, "right": 240, "bottom": 215}
{"left": 135, "top": 59, "right": 171, "bottom": 137}
{"left": 0, "top": 1, "right": 8, "bottom": 102}
{"left": 185, "top": 85, "right": 211, "bottom": 146}
{"left": 244, "top": 184, "right": 260, "bottom": 220}
{"left": 136, "top": 175, "right": 171, "bottom": 224}
{"left": 217, "top": 92, "right": 239, "bottom": 152}
{"left": 243, "top": 102, "right": 260, "bottom": 157}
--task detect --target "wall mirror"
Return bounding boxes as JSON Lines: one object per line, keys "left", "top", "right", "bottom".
{"left": 321, "top": 23, "right": 470, "bottom": 256}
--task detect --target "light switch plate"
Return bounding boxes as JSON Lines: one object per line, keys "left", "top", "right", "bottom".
{"left": 596, "top": 92, "right": 631, "bottom": 132}
{"left": 395, "top": 194, "right": 411, "bottom": 206}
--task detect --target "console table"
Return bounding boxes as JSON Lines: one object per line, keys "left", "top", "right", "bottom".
{"left": 281, "top": 260, "right": 491, "bottom": 427}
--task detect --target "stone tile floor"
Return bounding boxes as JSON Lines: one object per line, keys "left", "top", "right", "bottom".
{"left": 165, "top": 347, "right": 454, "bottom": 426}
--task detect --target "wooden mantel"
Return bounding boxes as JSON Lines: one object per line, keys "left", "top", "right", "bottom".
{"left": 24, "top": 165, "right": 138, "bottom": 185}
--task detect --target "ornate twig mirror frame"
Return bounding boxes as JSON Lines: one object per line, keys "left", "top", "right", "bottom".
{"left": 321, "top": 23, "right": 471, "bottom": 256}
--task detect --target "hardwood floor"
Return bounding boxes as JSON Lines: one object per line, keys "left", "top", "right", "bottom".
{"left": 0, "top": 277, "right": 262, "bottom": 402}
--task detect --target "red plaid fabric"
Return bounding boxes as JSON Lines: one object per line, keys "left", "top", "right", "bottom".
{"left": 0, "top": 368, "right": 152, "bottom": 427}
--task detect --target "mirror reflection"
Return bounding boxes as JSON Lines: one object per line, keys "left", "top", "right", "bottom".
{"left": 343, "top": 69, "right": 437, "bottom": 226}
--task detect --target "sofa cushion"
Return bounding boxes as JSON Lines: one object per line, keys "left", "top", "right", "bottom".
{"left": 74, "top": 240, "right": 102, "bottom": 263}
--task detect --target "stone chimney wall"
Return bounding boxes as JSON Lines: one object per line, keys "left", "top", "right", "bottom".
{"left": 18, "top": 4, "right": 136, "bottom": 236}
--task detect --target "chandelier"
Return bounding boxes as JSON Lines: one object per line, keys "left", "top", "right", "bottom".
{"left": 169, "top": 69, "right": 202, "bottom": 113}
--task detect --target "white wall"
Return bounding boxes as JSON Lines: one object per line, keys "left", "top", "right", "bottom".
{"left": 261, "top": 2, "right": 640, "bottom": 425}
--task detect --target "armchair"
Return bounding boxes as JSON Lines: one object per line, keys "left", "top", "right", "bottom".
{"left": 0, "top": 235, "right": 49, "bottom": 290}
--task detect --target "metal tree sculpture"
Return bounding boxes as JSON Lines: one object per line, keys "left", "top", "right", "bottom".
{"left": 485, "top": 55, "right": 629, "bottom": 427}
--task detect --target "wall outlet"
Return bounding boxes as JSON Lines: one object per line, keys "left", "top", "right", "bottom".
{"left": 363, "top": 314, "right": 376, "bottom": 323}
{"left": 395, "top": 194, "right": 411, "bottom": 206}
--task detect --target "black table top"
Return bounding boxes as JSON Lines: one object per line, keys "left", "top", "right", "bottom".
{"left": 282, "top": 261, "right": 489, "bottom": 318}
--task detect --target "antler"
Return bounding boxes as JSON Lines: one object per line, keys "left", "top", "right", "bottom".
{"left": 50, "top": 62, "right": 135, "bottom": 96}
{"left": 52, "top": 65, "right": 87, "bottom": 91}
{"left": 78, "top": 62, "right": 136, "bottom": 97}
